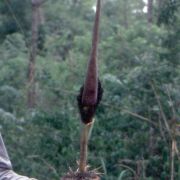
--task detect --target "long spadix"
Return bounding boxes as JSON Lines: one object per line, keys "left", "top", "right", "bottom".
{"left": 77, "top": 0, "right": 103, "bottom": 124}
{"left": 82, "top": 0, "right": 101, "bottom": 106}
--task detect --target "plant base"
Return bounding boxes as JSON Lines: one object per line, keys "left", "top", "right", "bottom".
{"left": 61, "top": 171, "right": 100, "bottom": 180}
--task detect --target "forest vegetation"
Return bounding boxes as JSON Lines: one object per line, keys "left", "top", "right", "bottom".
{"left": 0, "top": 0, "right": 179, "bottom": 179}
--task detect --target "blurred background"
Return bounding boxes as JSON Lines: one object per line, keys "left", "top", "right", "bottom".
{"left": 0, "top": 0, "right": 179, "bottom": 179}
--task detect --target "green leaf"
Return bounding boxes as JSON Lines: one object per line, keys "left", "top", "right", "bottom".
{"left": 118, "top": 170, "right": 128, "bottom": 180}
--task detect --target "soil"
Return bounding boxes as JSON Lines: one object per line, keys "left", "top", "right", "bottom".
{"left": 61, "top": 171, "right": 100, "bottom": 180}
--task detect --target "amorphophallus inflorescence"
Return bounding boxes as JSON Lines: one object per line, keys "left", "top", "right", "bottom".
{"left": 62, "top": 0, "right": 103, "bottom": 179}
{"left": 77, "top": 0, "right": 103, "bottom": 125}
{"left": 77, "top": 0, "right": 103, "bottom": 175}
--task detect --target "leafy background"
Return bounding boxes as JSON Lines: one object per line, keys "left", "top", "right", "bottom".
{"left": 0, "top": 0, "right": 179, "bottom": 179}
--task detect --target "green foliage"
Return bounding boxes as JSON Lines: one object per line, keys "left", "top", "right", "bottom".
{"left": 157, "top": 0, "right": 179, "bottom": 25}
{"left": 0, "top": 0, "right": 30, "bottom": 41}
{"left": 0, "top": 0, "right": 179, "bottom": 179}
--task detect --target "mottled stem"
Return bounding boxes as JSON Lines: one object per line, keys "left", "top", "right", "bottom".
{"left": 79, "top": 120, "right": 94, "bottom": 172}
